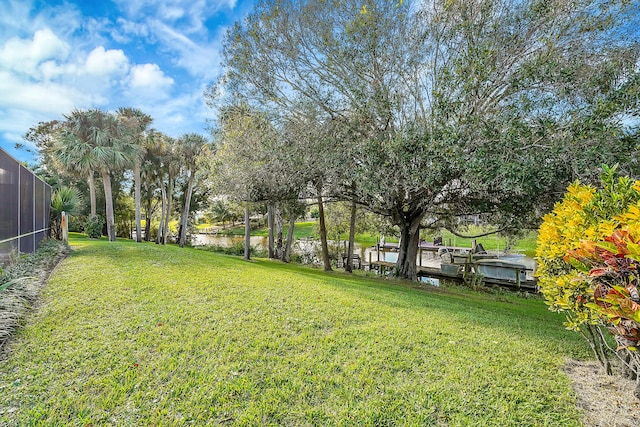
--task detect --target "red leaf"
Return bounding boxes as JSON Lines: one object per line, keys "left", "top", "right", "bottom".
{"left": 589, "top": 268, "right": 611, "bottom": 277}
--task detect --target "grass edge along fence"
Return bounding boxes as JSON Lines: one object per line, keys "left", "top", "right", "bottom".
{"left": 0, "top": 148, "right": 52, "bottom": 261}
{"left": 0, "top": 239, "right": 69, "bottom": 352}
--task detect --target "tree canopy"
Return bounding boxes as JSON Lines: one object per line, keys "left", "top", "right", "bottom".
{"left": 25, "top": 108, "right": 209, "bottom": 245}
{"left": 209, "top": 0, "right": 640, "bottom": 279}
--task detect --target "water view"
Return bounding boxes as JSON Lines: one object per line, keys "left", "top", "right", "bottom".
{"left": 192, "top": 233, "right": 537, "bottom": 277}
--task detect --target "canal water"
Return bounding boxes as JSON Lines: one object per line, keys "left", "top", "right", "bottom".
{"left": 192, "top": 234, "right": 394, "bottom": 264}
{"left": 192, "top": 234, "right": 536, "bottom": 273}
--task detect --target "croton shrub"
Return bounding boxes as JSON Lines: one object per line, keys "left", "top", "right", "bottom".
{"left": 536, "top": 165, "right": 640, "bottom": 396}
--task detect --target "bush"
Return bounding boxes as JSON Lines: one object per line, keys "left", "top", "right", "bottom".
{"left": 198, "top": 242, "right": 267, "bottom": 258}
{"left": 68, "top": 215, "right": 84, "bottom": 232}
{"left": 221, "top": 241, "right": 247, "bottom": 256}
{"left": 50, "top": 186, "right": 83, "bottom": 239}
{"left": 309, "top": 207, "right": 319, "bottom": 219}
{"left": 84, "top": 215, "right": 104, "bottom": 239}
{"left": 536, "top": 165, "right": 640, "bottom": 397}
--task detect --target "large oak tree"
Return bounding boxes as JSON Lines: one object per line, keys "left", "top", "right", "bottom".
{"left": 212, "top": 0, "right": 639, "bottom": 279}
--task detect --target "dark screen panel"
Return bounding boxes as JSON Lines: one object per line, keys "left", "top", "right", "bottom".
{"left": 44, "top": 185, "right": 51, "bottom": 237}
{"left": 18, "top": 236, "right": 33, "bottom": 254}
{"left": 35, "top": 230, "right": 45, "bottom": 250}
{"left": 19, "top": 165, "right": 35, "bottom": 253}
{"left": 35, "top": 179, "right": 45, "bottom": 230}
{"left": 19, "top": 165, "right": 35, "bottom": 234}
{"left": 34, "top": 180, "right": 46, "bottom": 250}
{"left": 0, "top": 150, "right": 19, "bottom": 256}
{"left": 0, "top": 149, "right": 51, "bottom": 259}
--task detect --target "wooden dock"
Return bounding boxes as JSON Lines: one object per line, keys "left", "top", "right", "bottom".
{"left": 369, "top": 260, "right": 537, "bottom": 292}
{"left": 418, "top": 264, "right": 537, "bottom": 292}
{"left": 373, "top": 242, "right": 473, "bottom": 268}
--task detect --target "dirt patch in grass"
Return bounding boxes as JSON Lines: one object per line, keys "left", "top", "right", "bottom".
{"left": 564, "top": 360, "right": 640, "bottom": 427}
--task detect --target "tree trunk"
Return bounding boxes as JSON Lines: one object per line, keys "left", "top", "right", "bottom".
{"left": 163, "top": 176, "right": 173, "bottom": 245}
{"left": 267, "top": 204, "right": 275, "bottom": 259}
{"left": 178, "top": 170, "right": 195, "bottom": 248}
{"left": 394, "top": 211, "right": 425, "bottom": 280}
{"left": 52, "top": 218, "right": 61, "bottom": 240}
{"left": 244, "top": 202, "right": 251, "bottom": 260}
{"left": 284, "top": 214, "right": 296, "bottom": 262}
{"left": 345, "top": 198, "right": 357, "bottom": 273}
{"left": 275, "top": 204, "right": 284, "bottom": 260}
{"left": 134, "top": 162, "right": 142, "bottom": 242}
{"left": 101, "top": 170, "right": 116, "bottom": 242}
{"left": 87, "top": 171, "right": 97, "bottom": 218}
{"left": 317, "top": 192, "right": 332, "bottom": 271}
{"left": 144, "top": 198, "right": 152, "bottom": 242}
{"left": 157, "top": 179, "right": 167, "bottom": 244}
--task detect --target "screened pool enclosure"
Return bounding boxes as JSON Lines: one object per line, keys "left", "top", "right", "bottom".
{"left": 0, "top": 148, "right": 51, "bottom": 260}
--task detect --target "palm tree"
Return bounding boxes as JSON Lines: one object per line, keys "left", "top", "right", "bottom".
{"left": 140, "top": 130, "right": 175, "bottom": 244}
{"left": 94, "top": 110, "right": 144, "bottom": 241}
{"left": 139, "top": 130, "right": 164, "bottom": 242}
{"left": 209, "top": 199, "right": 233, "bottom": 229}
{"left": 62, "top": 109, "right": 142, "bottom": 241}
{"left": 161, "top": 137, "right": 181, "bottom": 245}
{"left": 177, "top": 133, "right": 209, "bottom": 247}
{"left": 50, "top": 186, "right": 83, "bottom": 239}
{"left": 55, "top": 110, "right": 102, "bottom": 218}
{"left": 145, "top": 132, "right": 180, "bottom": 244}
{"left": 117, "top": 107, "right": 152, "bottom": 243}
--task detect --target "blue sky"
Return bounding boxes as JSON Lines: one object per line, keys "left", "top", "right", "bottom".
{"left": 0, "top": 0, "right": 253, "bottom": 164}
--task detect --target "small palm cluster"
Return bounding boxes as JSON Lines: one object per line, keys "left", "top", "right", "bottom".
{"left": 50, "top": 186, "right": 82, "bottom": 240}
{"left": 29, "top": 107, "right": 210, "bottom": 245}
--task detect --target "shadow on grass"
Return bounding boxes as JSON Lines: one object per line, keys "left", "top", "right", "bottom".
{"left": 249, "top": 257, "right": 587, "bottom": 357}
{"left": 67, "top": 236, "right": 589, "bottom": 359}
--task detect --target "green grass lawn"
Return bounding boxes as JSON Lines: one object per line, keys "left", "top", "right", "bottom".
{"left": 0, "top": 235, "right": 588, "bottom": 426}
{"left": 439, "top": 228, "right": 538, "bottom": 257}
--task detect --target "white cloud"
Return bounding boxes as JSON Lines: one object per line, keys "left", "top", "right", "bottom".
{"left": 85, "top": 46, "right": 129, "bottom": 76}
{"left": 129, "top": 63, "right": 174, "bottom": 89}
{"left": 39, "top": 60, "right": 71, "bottom": 80}
{"left": 0, "top": 0, "right": 247, "bottom": 162}
{"left": 0, "top": 70, "right": 104, "bottom": 114}
{"left": 147, "top": 19, "right": 222, "bottom": 78}
{"left": 0, "top": 65, "right": 109, "bottom": 154}
{"left": 0, "top": 24, "right": 176, "bottom": 151}
{"left": 0, "top": 1, "right": 82, "bottom": 42}
{"left": 113, "top": 0, "right": 237, "bottom": 22}
{"left": 113, "top": 17, "right": 150, "bottom": 43}
{"left": 0, "top": 28, "right": 69, "bottom": 77}
{"left": 111, "top": 0, "right": 237, "bottom": 45}
{"left": 132, "top": 86, "right": 210, "bottom": 138}
{"left": 159, "top": 4, "right": 186, "bottom": 21}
